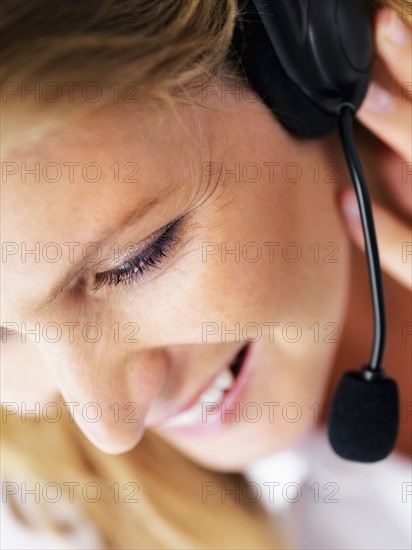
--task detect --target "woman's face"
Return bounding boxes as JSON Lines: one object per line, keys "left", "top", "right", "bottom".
{"left": 1, "top": 85, "right": 350, "bottom": 471}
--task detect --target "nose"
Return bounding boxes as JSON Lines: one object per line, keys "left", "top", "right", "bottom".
{"left": 41, "top": 343, "right": 169, "bottom": 454}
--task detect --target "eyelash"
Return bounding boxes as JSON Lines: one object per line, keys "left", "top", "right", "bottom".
{"left": 92, "top": 218, "right": 183, "bottom": 291}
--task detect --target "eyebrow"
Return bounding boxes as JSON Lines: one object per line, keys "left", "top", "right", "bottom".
{"left": 39, "top": 196, "right": 161, "bottom": 308}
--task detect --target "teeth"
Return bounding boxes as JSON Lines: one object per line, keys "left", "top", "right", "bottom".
{"left": 163, "top": 366, "right": 235, "bottom": 428}
{"left": 213, "top": 368, "right": 234, "bottom": 390}
{"left": 163, "top": 402, "right": 204, "bottom": 427}
{"left": 201, "top": 386, "right": 224, "bottom": 403}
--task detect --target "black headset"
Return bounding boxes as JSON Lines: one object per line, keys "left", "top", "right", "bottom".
{"left": 231, "top": 0, "right": 399, "bottom": 462}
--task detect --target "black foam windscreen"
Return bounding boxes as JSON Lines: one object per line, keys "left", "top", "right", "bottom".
{"left": 327, "top": 371, "right": 399, "bottom": 462}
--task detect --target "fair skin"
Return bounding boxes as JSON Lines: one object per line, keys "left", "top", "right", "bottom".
{"left": 1, "top": 7, "right": 411, "bottom": 470}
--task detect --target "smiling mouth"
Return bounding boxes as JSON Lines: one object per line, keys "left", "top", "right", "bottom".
{"left": 161, "top": 342, "right": 252, "bottom": 430}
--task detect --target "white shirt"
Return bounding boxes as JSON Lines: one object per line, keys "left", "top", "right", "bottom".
{"left": 245, "top": 428, "right": 412, "bottom": 550}
{"left": 0, "top": 497, "right": 103, "bottom": 549}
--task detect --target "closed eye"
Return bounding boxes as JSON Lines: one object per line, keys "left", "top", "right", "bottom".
{"left": 91, "top": 217, "right": 184, "bottom": 291}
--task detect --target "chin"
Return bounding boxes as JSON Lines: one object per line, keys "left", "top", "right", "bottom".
{"left": 153, "top": 414, "right": 318, "bottom": 473}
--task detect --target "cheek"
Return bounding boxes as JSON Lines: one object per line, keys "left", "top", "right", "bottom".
{"left": 186, "top": 177, "right": 351, "bottom": 349}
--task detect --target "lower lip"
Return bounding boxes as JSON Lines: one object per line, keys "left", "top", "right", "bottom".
{"left": 159, "top": 341, "right": 257, "bottom": 436}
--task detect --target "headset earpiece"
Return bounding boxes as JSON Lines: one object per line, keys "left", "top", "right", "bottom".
{"left": 231, "top": 0, "right": 374, "bottom": 137}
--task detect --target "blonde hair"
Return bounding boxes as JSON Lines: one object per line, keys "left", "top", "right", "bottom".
{"left": 1, "top": 0, "right": 241, "bottom": 125}
{"left": 2, "top": 397, "right": 281, "bottom": 548}
{"left": 1, "top": 0, "right": 411, "bottom": 547}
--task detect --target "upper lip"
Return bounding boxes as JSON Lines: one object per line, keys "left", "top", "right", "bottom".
{"left": 147, "top": 342, "right": 249, "bottom": 427}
